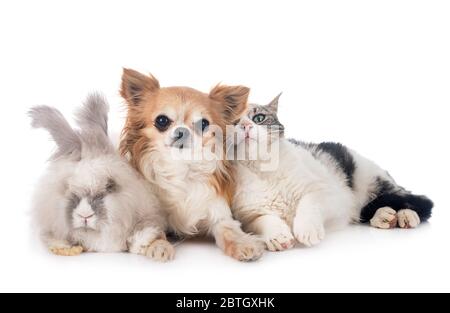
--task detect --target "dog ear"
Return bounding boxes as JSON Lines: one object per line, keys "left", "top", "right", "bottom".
{"left": 210, "top": 85, "right": 250, "bottom": 123}
{"left": 120, "top": 68, "right": 160, "bottom": 105}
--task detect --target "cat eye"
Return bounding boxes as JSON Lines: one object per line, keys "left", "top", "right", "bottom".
{"left": 253, "top": 114, "right": 266, "bottom": 124}
{"left": 155, "top": 115, "right": 172, "bottom": 132}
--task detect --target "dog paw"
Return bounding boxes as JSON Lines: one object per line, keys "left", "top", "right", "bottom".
{"left": 293, "top": 220, "right": 325, "bottom": 247}
{"left": 397, "top": 209, "right": 420, "bottom": 229}
{"left": 263, "top": 229, "right": 296, "bottom": 252}
{"left": 370, "top": 207, "right": 398, "bottom": 229}
{"left": 50, "top": 245, "right": 84, "bottom": 257}
{"left": 225, "top": 236, "right": 265, "bottom": 262}
{"left": 146, "top": 239, "right": 175, "bottom": 262}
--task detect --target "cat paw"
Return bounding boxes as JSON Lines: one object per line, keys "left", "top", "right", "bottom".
{"left": 50, "top": 245, "right": 84, "bottom": 257}
{"left": 370, "top": 207, "right": 398, "bottom": 229}
{"left": 264, "top": 230, "right": 296, "bottom": 252}
{"left": 293, "top": 220, "right": 325, "bottom": 247}
{"left": 225, "top": 236, "right": 265, "bottom": 262}
{"left": 146, "top": 239, "right": 175, "bottom": 262}
{"left": 397, "top": 209, "right": 420, "bottom": 229}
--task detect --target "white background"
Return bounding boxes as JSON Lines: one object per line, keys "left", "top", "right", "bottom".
{"left": 0, "top": 0, "right": 449, "bottom": 293}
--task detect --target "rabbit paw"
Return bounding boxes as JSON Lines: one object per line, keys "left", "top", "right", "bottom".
{"left": 146, "top": 239, "right": 175, "bottom": 262}
{"left": 50, "top": 245, "right": 84, "bottom": 257}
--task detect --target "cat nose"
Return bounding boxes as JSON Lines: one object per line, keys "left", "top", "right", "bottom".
{"left": 77, "top": 213, "right": 95, "bottom": 220}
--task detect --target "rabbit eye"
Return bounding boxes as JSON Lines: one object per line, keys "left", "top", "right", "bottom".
{"left": 92, "top": 193, "right": 105, "bottom": 202}
{"left": 67, "top": 194, "right": 81, "bottom": 210}
{"left": 106, "top": 179, "right": 118, "bottom": 193}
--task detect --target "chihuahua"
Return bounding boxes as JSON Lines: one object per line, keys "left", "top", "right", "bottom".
{"left": 119, "top": 69, "right": 264, "bottom": 261}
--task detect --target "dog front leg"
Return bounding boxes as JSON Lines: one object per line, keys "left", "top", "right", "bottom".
{"left": 209, "top": 200, "right": 264, "bottom": 262}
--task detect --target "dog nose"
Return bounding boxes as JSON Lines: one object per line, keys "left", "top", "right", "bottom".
{"left": 172, "top": 127, "right": 191, "bottom": 149}
{"left": 174, "top": 127, "right": 191, "bottom": 142}
{"left": 174, "top": 127, "right": 190, "bottom": 140}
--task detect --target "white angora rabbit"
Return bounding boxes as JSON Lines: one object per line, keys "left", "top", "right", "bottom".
{"left": 29, "top": 94, "right": 175, "bottom": 262}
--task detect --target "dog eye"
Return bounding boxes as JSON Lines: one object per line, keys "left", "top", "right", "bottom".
{"left": 195, "top": 119, "right": 210, "bottom": 133}
{"left": 201, "top": 119, "right": 210, "bottom": 132}
{"left": 253, "top": 114, "right": 266, "bottom": 124}
{"left": 155, "top": 115, "right": 172, "bottom": 132}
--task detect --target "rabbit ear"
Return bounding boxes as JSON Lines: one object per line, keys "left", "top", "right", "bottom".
{"left": 75, "top": 93, "right": 114, "bottom": 154}
{"left": 29, "top": 106, "right": 81, "bottom": 159}
{"left": 76, "top": 93, "right": 109, "bottom": 135}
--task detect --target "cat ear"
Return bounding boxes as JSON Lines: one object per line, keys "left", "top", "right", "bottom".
{"left": 120, "top": 68, "right": 160, "bottom": 106}
{"left": 210, "top": 84, "right": 250, "bottom": 123}
{"left": 267, "top": 93, "right": 282, "bottom": 113}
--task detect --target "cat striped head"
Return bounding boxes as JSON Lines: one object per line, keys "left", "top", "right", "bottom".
{"left": 232, "top": 93, "right": 284, "bottom": 150}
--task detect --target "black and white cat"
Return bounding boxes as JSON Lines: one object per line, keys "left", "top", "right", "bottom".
{"left": 231, "top": 95, "right": 433, "bottom": 251}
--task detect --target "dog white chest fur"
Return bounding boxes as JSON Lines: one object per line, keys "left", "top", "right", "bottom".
{"left": 142, "top": 151, "right": 229, "bottom": 236}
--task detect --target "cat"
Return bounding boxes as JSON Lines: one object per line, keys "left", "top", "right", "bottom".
{"left": 230, "top": 94, "right": 434, "bottom": 251}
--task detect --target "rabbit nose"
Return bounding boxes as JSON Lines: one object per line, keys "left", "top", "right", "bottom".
{"left": 78, "top": 213, "right": 95, "bottom": 220}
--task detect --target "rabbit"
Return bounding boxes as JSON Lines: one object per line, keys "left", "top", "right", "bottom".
{"left": 29, "top": 93, "right": 175, "bottom": 262}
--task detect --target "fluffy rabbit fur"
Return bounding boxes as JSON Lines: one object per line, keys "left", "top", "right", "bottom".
{"left": 29, "top": 94, "right": 175, "bottom": 261}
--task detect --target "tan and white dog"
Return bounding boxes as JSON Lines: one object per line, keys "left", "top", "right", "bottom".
{"left": 119, "top": 69, "right": 264, "bottom": 261}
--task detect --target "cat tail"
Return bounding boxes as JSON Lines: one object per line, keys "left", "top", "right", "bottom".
{"left": 360, "top": 179, "right": 434, "bottom": 223}
{"left": 402, "top": 193, "right": 434, "bottom": 222}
